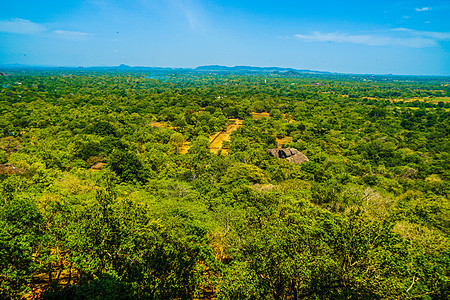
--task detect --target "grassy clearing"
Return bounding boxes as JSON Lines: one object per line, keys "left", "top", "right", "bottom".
{"left": 252, "top": 112, "right": 270, "bottom": 119}
{"left": 432, "top": 96, "right": 450, "bottom": 102}
{"left": 391, "top": 96, "right": 450, "bottom": 103}
{"left": 276, "top": 136, "right": 293, "bottom": 148}
{"left": 150, "top": 121, "right": 175, "bottom": 129}
{"left": 179, "top": 141, "right": 190, "bottom": 154}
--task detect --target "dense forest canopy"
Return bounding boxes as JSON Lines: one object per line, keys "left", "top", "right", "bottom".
{"left": 0, "top": 69, "right": 448, "bottom": 299}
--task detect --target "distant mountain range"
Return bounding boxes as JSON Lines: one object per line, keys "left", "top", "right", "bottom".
{"left": 0, "top": 63, "right": 331, "bottom": 74}
{"left": 193, "top": 65, "right": 330, "bottom": 74}
{"left": 2, "top": 64, "right": 447, "bottom": 78}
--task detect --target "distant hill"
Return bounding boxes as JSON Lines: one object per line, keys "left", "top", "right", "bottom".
{"left": 194, "top": 65, "right": 330, "bottom": 74}
{"left": 3, "top": 64, "right": 446, "bottom": 79}
{"left": 0, "top": 64, "right": 179, "bottom": 71}
{"left": 0, "top": 63, "right": 330, "bottom": 74}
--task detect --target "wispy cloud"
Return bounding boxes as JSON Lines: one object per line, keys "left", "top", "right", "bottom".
{"left": 184, "top": 8, "right": 199, "bottom": 30}
{"left": 0, "top": 18, "right": 46, "bottom": 34}
{"left": 53, "top": 30, "right": 91, "bottom": 40}
{"left": 294, "top": 28, "right": 450, "bottom": 48}
{"left": 294, "top": 32, "right": 433, "bottom": 48}
{"left": 415, "top": 7, "right": 431, "bottom": 12}
{"left": 393, "top": 28, "right": 450, "bottom": 40}
{"left": 176, "top": 0, "right": 204, "bottom": 30}
{"left": 0, "top": 18, "right": 91, "bottom": 41}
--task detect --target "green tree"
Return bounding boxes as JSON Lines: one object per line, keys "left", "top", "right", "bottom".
{"left": 169, "top": 132, "right": 186, "bottom": 152}
{"left": 0, "top": 150, "right": 7, "bottom": 164}
{"left": 0, "top": 199, "right": 44, "bottom": 299}
{"left": 109, "top": 149, "right": 148, "bottom": 182}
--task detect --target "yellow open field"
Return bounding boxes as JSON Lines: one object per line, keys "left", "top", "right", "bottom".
{"left": 276, "top": 136, "right": 293, "bottom": 148}
{"left": 150, "top": 121, "right": 175, "bottom": 129}
{"left": 432, "top": 96, "right": 450, "bottom": 103}
{"left": 384, "top": 97, "right": 450, "bottom": 104}
{"left": 252, "top": 112, "right": 270, "bottom": 119}
{"left": 179, "top": 141, "right": 190, "bottom": 154}
{"left": 252, "top": 111, "right": 295, "bottom": 122}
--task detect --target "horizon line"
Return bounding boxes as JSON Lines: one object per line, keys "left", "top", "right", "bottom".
{"left": 0, "top": 63, "right": 449, "bottom": 77}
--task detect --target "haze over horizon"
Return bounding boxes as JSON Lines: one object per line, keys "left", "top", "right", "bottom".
{"left": 1, "top": 0, "right": 449, "bottom": 75}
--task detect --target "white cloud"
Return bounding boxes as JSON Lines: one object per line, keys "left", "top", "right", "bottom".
{"left": 53, "top": 30, "right": 91, "bottom": 40}
{"left": 168, "top": 0, "right": 207, "bottom": 31}
{"left": 0, "top": 18, "right": 46, "bottom": 34}
{"left": 179, "top": 1, "right": 202, "bottom": 30}
{"left": 184, "top": 9, "right": 198, "bottom": 30}
{"left": 393, "top": 28, "right": 450, "bottom": 40}
{"left": 294, "top": 32, "right": 435, "bottom": 48}
{"left": 0, "top": 19, "right": 91, "bottom": 41}
{"left": 295, "top": 32, "right": 385, "bottom": 46}
{"left": 53, "top": 30, "right": 90, "bottom": 37}
{"left": 294, "top": 28, "right": 450, "bottom": 48}
{"left": 415, "top": 7, "right": 431, "bottom": 12}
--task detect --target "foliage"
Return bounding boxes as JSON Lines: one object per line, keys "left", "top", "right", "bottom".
{"left": 0, "top": 70, "right": 448, "bottom": 299}
{"left": 0, "top": 198, "right": 44, "bottom": 299}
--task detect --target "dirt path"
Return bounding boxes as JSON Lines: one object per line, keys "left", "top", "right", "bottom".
{"left": 209, "top": 119, "right": 242, "bottom": 154}
{"left": 149, "top": 119, "right": 243, "bottom": 155}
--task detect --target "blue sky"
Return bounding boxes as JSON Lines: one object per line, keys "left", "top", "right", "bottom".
{"left": 0, "top": 0, "right": 449, "bottom": 75}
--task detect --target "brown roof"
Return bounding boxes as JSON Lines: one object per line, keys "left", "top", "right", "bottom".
{"left": 0, "top": 163, "right": 25, "bottom": 175}
{"left": 90, "top": 162, "right": 106, "bottom": 171}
